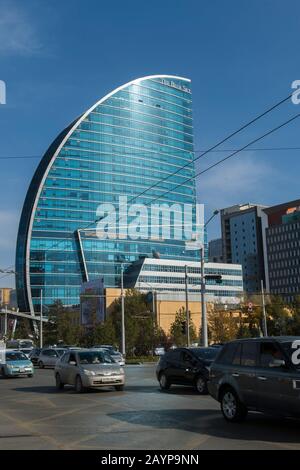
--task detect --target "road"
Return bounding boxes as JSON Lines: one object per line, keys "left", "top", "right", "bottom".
{"left": 0, "top": 364, "right": 300, "bottom": 450}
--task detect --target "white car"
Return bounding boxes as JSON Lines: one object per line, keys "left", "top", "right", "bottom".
{"left": 154, "top": 347, "right": 165, "bottom": 356}
{"left": 38, "top": 348, "right": 66, "bottom": 368}
{"left": 55, "top": 349, "right": 125, "bottom": 393}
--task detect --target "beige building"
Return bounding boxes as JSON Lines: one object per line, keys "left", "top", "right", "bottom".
{"left": 105, "top": 288, "right": 216, "bottom": 335}
{"left": 0, "top": 288, "right": 13, "bottom": 306}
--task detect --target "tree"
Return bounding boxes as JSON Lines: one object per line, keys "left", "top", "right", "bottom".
{"left": 207, "top": 308, "right": 239, "bottom": 343}
{"left": 170, "top": 307, "right": 197, "bottom": 347}
{"left": 43, "top": 300, "right": 82, "bottom": 346}
{"left": 109, "top": 289, "right": 165, "bottom": 356}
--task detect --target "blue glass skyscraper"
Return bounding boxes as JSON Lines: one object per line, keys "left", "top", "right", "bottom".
{"left": 16, "top": 75, "right": 199, "bottom": 312}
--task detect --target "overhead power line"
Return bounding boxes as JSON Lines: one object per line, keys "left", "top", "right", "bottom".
{"left": 9, "top": 92, "right": 299, "bottom": 265}
{"left": 1, "top": 146, "right": 300, "bottom": 160}
{"left": 145, "top": 112, "right": 300, "bottom": 206}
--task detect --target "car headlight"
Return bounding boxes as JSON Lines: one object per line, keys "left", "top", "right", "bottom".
{"left": 83, "top": 369, "right": 95, "bottom": 376}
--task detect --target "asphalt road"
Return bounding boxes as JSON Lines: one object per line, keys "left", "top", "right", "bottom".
{"left": 0, "top": 364, "right": 300, "bottom": 450}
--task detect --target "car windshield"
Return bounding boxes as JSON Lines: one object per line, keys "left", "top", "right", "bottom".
{"left": 31, "top": 349, "right": 41, "bottom": 354}
{"left": 55, "top": 349, "right": 66, "bottom": 356}
{"left": 100, "top": 346, "right": 116, "bottom": 352}
{"left": 6, "top": 352, "right": 28, "bottom": 361}
{"left": 20, "top": 341, "right": 33, "bottom": 348}
{"left": 191, "top": 348, "right": 219, "bottom": 360}
{"left": 78, "top": 351, "right": 116, "bottom": 364}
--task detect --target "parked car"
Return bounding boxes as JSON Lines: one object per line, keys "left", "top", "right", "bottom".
{"left": 208, "top": 336, "right": 300, "bottom": 422}
{"left": 28, "top": 348, "right": 42, "bottom": 365}
{"left": 19, "top": 348, "right": 33, "bottom": 358}
{"left": 154, "top": 347, "right": 165, "bottom": 356}
{"left": 38, "top": 348, "right": 66, "bottom": 368}
{"left": 54, "top": 349, "right": 125, "bottom": 393}
{"left": 93, "top": 345, "right": 125, "bottom": 366}
{"left": 156, "top": 347, "right": 220, "bottom": 394}
{"left": 0, "top": 350, "right": 34, "bottom": 378}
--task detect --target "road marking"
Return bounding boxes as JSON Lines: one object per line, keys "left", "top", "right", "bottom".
{"left": 0, "top": 409, "right": 66, "bottom": 449}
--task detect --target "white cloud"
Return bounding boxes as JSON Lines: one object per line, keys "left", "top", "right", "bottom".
{"left": 0, "top": 1, "right": 42, "bottom": 56}
{"left": 196, "top": 153, "right": 270, "bottom": 210}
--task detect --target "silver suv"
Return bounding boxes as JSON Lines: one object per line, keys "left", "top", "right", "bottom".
{"left": 208, "top": 336, "right": 300, "bottom": 422}
{"left": 54, "top": 349, "right": 125, "bottom": 393}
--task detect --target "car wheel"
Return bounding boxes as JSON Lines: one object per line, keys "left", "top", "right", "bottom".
{"left": 27, "top": 374, "right": 33, "bottom": 378}
{"left": 1, "top": 367, "right": 6, "bottom": 378}
{"left": 75, "top": 375, "right": 84, "bottom": 393}
{"left": 115, "top": 385, "right": 124, "bottom": 391}
{"left": 38, "top": 361, "right": 44, "bottom": 369}
{"left": 159, "top": 373, "right": 170, "bottom": 391}
{"left": 220, "top": 387, "right": 248, "bottom": 422}
{"left": 55, "top": 373, "right": 64, "bottom": 390}
{"left": 195, "top": 376, "right": 208, "bottom": 394}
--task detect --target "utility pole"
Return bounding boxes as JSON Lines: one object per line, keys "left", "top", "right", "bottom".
{"left": 120, "top": 263, "right": 125, "bottom": 356}
{"left": 261, "top": 280, "right": 268, "bottom": 337}
{"left": 200, "top": 245, "right": 208, "bottom": 347}
{"left": 185, "top": 265, "right": 190, "bottom": 347}
{"left": 152, "top": 290, "right": 156, "bottom": 322}
{"left": 4, "top": 305, "right": 8, "bottom": 339}
{"left": 40, "top": 290, "right": 43, "bottom": 349}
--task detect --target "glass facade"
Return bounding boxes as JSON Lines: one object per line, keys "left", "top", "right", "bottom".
{"left": 16, "top": 75, "right": 199, "bottom": 312}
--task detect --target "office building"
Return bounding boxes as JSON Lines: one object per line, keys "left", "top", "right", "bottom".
{"left": 16, "top": 75, "right": 200, "bottom": 312}
{"left": 124, "top": 257, "right": 243, "bottom": 304}
{"left": 208, "top": 238, "right": 223, "bottom": 262}
{"left": 262, "top": 199, "right": 300, "bottom": 302}
{"left": 221, "top": 203, "right": 267, "bottom": 294}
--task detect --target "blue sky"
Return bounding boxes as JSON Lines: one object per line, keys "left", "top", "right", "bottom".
{"left": 0, "top": 0, "right": 300, "bottom": 288}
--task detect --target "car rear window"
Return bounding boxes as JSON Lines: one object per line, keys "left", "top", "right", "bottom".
{"left": 215, "top": 342, "right": 238, "bottom": 364}
{"left": 240, "top": 342, "right": 257, "bottom": 367}
{"left": 165, "top": 350, "right": 181, "bottom": 361}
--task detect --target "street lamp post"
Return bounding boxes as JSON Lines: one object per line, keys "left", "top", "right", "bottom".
{"left": 185, "top": 265, "right": 190, "bottom": 347}
{"left": 200, "top": 209, "right": 219, "bottom": 347}
{"left": 120, "top": 262, "right": 126, "bottom": 356}
{"left": 200, "top": 245, "right": 208, "bottom": 347}
{"left": 40, "top": 289, "right": 43, "bottom": 349}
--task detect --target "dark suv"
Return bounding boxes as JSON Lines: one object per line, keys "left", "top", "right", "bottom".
{"left": 156, "top": 347, "right": 220, "bottom": 394}
{"left": 208, "top": 336, "right": 300, "bottom": 422}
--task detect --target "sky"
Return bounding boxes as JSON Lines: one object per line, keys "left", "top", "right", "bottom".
{"left": 0, "top": 0, "right": 300, "bottom": 288}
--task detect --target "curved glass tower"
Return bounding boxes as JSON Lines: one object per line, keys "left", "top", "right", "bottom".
{"left": 16, "top": 75, "right": 199, "bottom": 313}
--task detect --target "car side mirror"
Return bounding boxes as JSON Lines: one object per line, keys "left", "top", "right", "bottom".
{"left": 269, "top": 359, "right": 285, "bottom": 368}
{"left": 69, "top": 360, "right": 77, "bottom": 366}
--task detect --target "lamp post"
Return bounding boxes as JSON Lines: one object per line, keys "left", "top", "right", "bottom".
{"left": 185, "top": 265, "right": 190, "bottom": 347}
{"left": 117, "top": 255, "right": 129, "bottom": 356}
{"left": 200, "top": 209, "right": 219, "bottom": 347}
{"left": 120, "top": 262, "right": 125, "bottom": 356}
{"left": 40, "top": 289, "right": 43, "bottom": 348}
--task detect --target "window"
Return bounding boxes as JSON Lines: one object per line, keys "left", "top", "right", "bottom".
{"left": 62, "top": 353, "right": 69, "bottom": 363}
{"left": 259, "top": 342, "right": 284, "bottom": 367}
{"left": 215, "top": 342, "right": 237, "bottom": 365}
{"left": 69, "top": 353, "right": 77, "bottom": 364}
{"left": 181, "top": 351, "right": 194, "bottom": 364}
{"left": 240, "top": 342, "right": 257, "bottom": 367}
{"left": 232, "top": 343, "right": 242, "bottom": 365}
